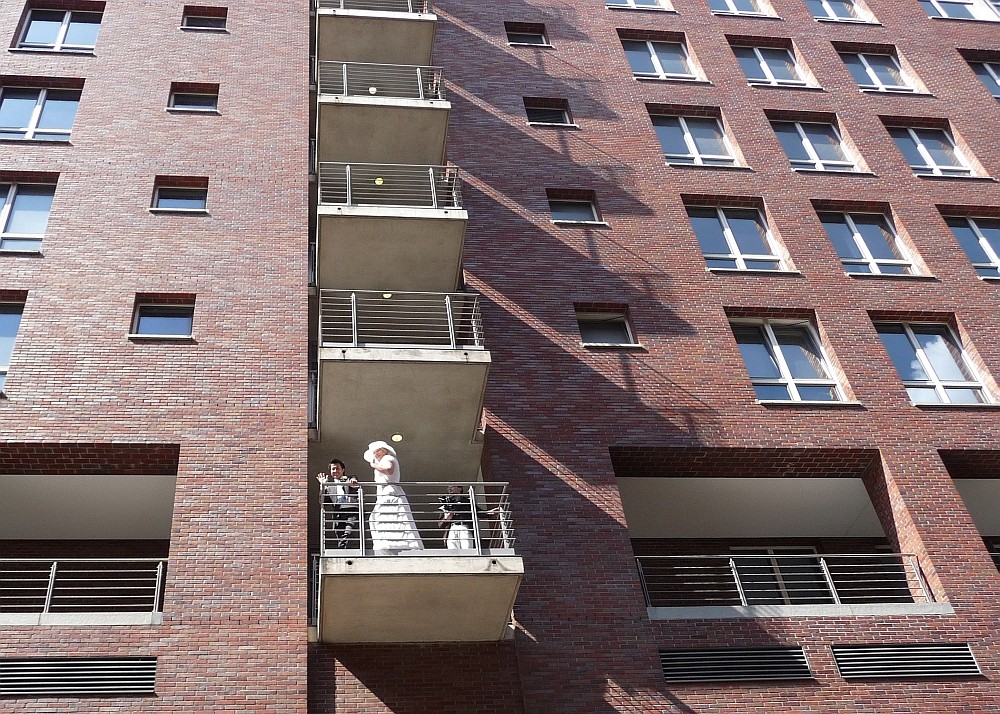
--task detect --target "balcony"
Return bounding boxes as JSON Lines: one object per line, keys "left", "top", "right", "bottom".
{"left": 316, "top": 162, "right": 467, "bottom": 291}
{"left": 636, "top": 553, "right": 941, "bottom": 619}
{"left": 315, "top": 290, "right": 490, "bottom": 481}
{"left": 315, "top": 481, "right": 523, "bottom": 642}
{"left": 316, "top": 61, "right": 449, "bottom": 166}
{"left": 316, "top": 0, "right": 437, "bottom": 66}
{"left": 0, "top": 558, "right": 166, "bottom": 626}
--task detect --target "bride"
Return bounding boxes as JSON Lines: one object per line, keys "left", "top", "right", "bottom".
{"left": 364, "top": 440, "right": 423, "bottom": 552}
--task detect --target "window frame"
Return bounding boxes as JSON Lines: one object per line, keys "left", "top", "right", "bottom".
{"left": 606, "top": 0, "right": 673, "bottom": 10}
{"left": 622, "top": 39, "right": 700, "bottom": 82}
{"left": 130, "top": 303, "right": 196, "bottom": 339}
{"left": 549, "top": 198, "right": 603, "bottom": 224}
{"left": 151, "top": 186, "right": 209, "bottom": 213}
{"left": 887, "top": 126, "right": 973, "bottom": 177}
{"left": 970, "top": 61, "right": 1000, "bottom": 99}
{"left": 167, "top": 90, "right": 220, "bottom": 113}
{"left": 524, "top": 100, "right": 574, "bottom": 126}
{"left": 17, "top": 9, "right": 102, "bottom": 52}
{"left": 945, "top": 216, "right": 1000, "bottom": 279}
{"left": 806, "top": 0, "right": 876, "bottom": 22}
{"left": 734, "top": 45, "right": 810, "bottom": 88}
{"left": 180, "top": 8, "right": 228, "bottom": 31}
{"left": 875, "top": 322, "right": 991, "bottom": 404}
{"left": 688, "top": 206, "right": 786, "bottom": 271}
{"left": 0, "top": 302, "right": 24, "bottom": 392}
{"left": 651, "top": 114, "right": 739, "bottom": 167}
{"left": 919, "top": 0, "right": 999, "bottom": 21}
{"left": 708, "top": 0, "right": 775, "bottom": 17}
{"left": 505, "top": 25, "right": 550, "bottom": 46}
{"left": 0, "top": 183, "right": 55, "bottom": 253}
{"left": 576, "top": 309, "right": 640, "bottom": 348}
{"left": 731, "top": 318, "right": 845, "bottom": 403}
{"left": 818, "top": 211, "right": 915, "bottom": 276}
{"left": 772, "top": 120, "right": 859, "bottom": 172}
{"left": 0, "top": 87, "right": 80, "bottom": 141}
{"left": 839, "top": 52, "right": 917, "bottom": 93}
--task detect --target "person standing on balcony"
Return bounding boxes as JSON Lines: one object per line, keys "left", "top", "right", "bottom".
{"left": 437, "top": 484, "right": 476, "bottom": 550}
{"left": 316, "top": 458, "right": 360, "bottom": 549}
{"left": 364, "top": 440, "right": 423, "bottom": 552}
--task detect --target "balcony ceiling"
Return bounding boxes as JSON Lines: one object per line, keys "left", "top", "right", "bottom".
{"left": 315, "top": 348, "right": 489, "bottom": 481}
{"left": 316, "top": 12, "right": 437, "bottom": 66}
{"left": 954, "top": 479, "right": 1000, "bottom": 534}
{"left": 317, "top": 99, "right": 449, "bottom": 165}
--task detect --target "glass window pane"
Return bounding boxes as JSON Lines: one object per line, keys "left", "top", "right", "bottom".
{"left": 156, "top": 188, "right": 207, "bottom": 210}
{"left": 707, "top": 0, "right": 730, "bottom": 9}
{"left": 944, "top": 387, "right": 985, "bottom": 403}
{"left": 734, "top": 47, "right": 767, "bottom": 81}
{"left": 7, "top": 186, "right": 54, "bottom": 234}
{"left": 650, "top": 43, "right": 689, "bottom": 75}
{"left": 63, "top": 13, "right": 101, "bottom": 47}
{"left": 975, "top": 219, "right": 1000, "bottom": 257}
{"left": 853, "top": 214, "right": 901, "bottom": 260}
{"left": 0, "top": 89, "right": 40, "bottom": 132}
{"left": 23, "top": 11, "right": 64, "bottom": 45}
{"left": 913, "top": 129, "right": 962, "bottom": 168}
{"left": 804, "top": 0, "right": 829, "bottom": 15}
{"left": 550, "top": 201, "right": 595, "bottom": 221}
{"left": 171, "top": 93, "right": 218, "bottom": 110}
{"left": 688, "top": 209, "right": 730, "bottom": 255}
{"left": 687, "top": 119, "right": 728, "bottom": 156}
{"left": 753, "top": 384, "right": 791, "bottom": 400}
{"left": 865, "top": 55, "right": 905, "bottom": 87}
{"left": 0, "top": 305, "right": 23, "bottom": 365}
{"left": 732, "top": 0, "right": 760, "bottom": 11}
{"left": 841, "top": 54, "right": 873, "bottom": 86}
{"left": 803, "top": 124, "right": 847, "bottom": 163}
{"left": 937, "top": 0, "right": 975, "bottom": 17}
{"left": 973, "top": 64, "right": 1000, "bottom": 96}
{"left": 913, "top": 326, "right": 974, "bottom": 381}
{"left": 797, "top": 385, "right": 838, "bottom": 401}
{"left": 946, "top": 217, "right": 992, "bottom": 264}
{"left": 622, "top": 41, "right": 656, "bottom": 74}
{"left": 829, "top": 0, "right": 860, "bottom": 16}
{"left": 37, "top": 91, "right": 79, "bottom": 131}
{"left": 772, "top": 326, "right": 829, "bottom": 380}
{"left": 136, "top": 307, "right": 194, "bottom": 336}
{"left": 888, "top": 128, "right": 925, "bottom": 167}
{"left": 725, "top": 210, "right": 770, "bottom": 255}
{"left": 706, "top": 258, "right": 739, "bottom": 269}
{"left": 758, "top": 48, "right": 799, "bottom": 81}
{"left": 578, "top": 315, "right": 631, "bottom": 344}
{"left": 652, "top": 117, "right": 690, "bottom": 157}
{"left": 743, "top": 258, "right": 781, "bottom": 270}
{"left": 772, "top": 123, "right": 810, "bottom": 162}
{"left": 734, "top": 325, "right": 782, "bottom": 379}
{"left": 877, "top": 325, "right": 928, "bottom": 381}
{"left": 906, "top": 386, "right": 941, "bottom": 403}
{"left": 820, "top": 213, "right": 864, "bottom": 259}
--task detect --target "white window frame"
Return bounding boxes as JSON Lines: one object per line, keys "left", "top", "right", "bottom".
{"left": 0, "top": 302, "right": 24, "bottom": 391}
{"left": 971, "top": 61, "right": 1000, "bottom": 98}
{"left": 653, "top": 115, "right": 738, "bottom": 167}
{"left": 576, "top": 310, "right": 640, "bottom": 347}
{"left": 920, "top": 0, "right": 999, "bottom": 21}
{"left": 606, "top": 0, "right": 673, "bottom": 9}
{"left": 690, "top": 206, "right": 786, "bottom": 271}
{"left": 808, "top": 0, "right": 876, "bottom": 21}
{"left": 876, "top": 322, "right": 991, "bottom": 404}
{"left": 0, "top": 87, "right": 78, "bottom": 141}
{"left": 130, "top": 303, "right": 196, "bottom": 339}
{"left": 889, "top": 127, "right": 973, "bottom": 177}
{"left": 732, "top": 319, "right": 845, "bottom": 402}
{"left": 17, "top": 9, "right": 102, "bottom": 51}
{"left": 0, "top": 183, "right": 54, "bottom": 252}
{"left": 946, "top": 216, "right": 1000, "bottom": 278}
{"left": 773, "top": 121, "right": 858, "bottom": 172}
{"left": 840, "top": 52, "right": 916, "bottom": 92}
{"left": 708, "top": 0, "right": 774, "bottom": 17}
{"left": 734, "top": 46, "right": 810, "bottom": 87}
{"left": 625, "top": 40, "right": 699, "bottom": 81}
{"left": 820, "top": 211, "right": 914, "bottom": 275}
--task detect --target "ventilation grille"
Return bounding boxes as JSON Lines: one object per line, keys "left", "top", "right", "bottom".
{"left": 660, "top": 647, "right": 812, "bottom": 682}
{"left": 832, "top": 644, "right": 980, "bottom": 679}
{"left": 0, "top": 658, "right": 156, "bottom": 697}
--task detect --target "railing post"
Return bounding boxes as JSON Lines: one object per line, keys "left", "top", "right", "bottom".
{"left": 320, "top": 490, "right": 328, "bottom": 556}
{"left": 43, "top": 561, "right": 57, "bottom": 614}
{"left": 818, "top": 556, "right": 842, "bottom": 605}
{"left": 358, "top": 488, "right": 367, "bottom": 557}
{"left": 153, "top": 560, "right": 165, "bottom": 613}
{"left": 341, "top": 62, "right": 349, "bottom": 95}
{"left": 416, "top": 67, "right": 425, "bottom": 100}
{"left": 636, "top": 558, "right": 652, "bottom": 607}
{"left": 428, "top": 166, "right": 438, "bottom": 208}
{"left": 351, "top": 291, "right": 359, "bottom": 346}
{"left": 445, "top": 295, "right": 456, "bottom": 348}
{"left": 910, "top": 554, "right": 932, "bottom": 603}
{"left": 469, "top": 486, "right": 483, "bottom": 555}
{"left": 729, "top": 557, "right": 749, "bottom": 606}
{"left": 344, "top": 163, "right": 352, "bottom": 206}
{"left": 499, "top": 488, "right": 513, "bottom": 549}
{"left": 407, "top": 0, "right": 414, "bottom": 12}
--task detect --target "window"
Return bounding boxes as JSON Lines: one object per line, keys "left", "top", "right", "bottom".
{"left": 945, "top": 216, "right": 1000, "bottom": 278}
{"left": 732, "top": 320, "right": 843, "bottom": 402}
{"left": 151, "top": 178, "right": 209, "bottom": 212}
{"left": 524, "top": 98, "right": 573, "bottom": 126}
{"left": 970, "top": 61, "right": 1000, "bottom": 98}
{"left": 0, "top": 303, "right": 24, "bottom": 392}
{"left": 132, "top": 304, "right": 195, "bottom": 338}
{"left": 771, "top": 120, "right": 858, "bottom": 172}
{"left": 168, "top": 83, "right": 219, "bottom": 112}
{"left": 576, "top": 309, "right": 638, "bottom": 346}
{"left": 181, "top": 5, "right": 228, "bottom": 30}
{"left": 17, "top": 9, "right": 102, "bottom": 51}
{"left": 733, "top": 45, "right": 810, "bottom": 87}
{"left": 708, "top": 0, "right": 773, "bottom": 16}
{"left": 651, "top": 114, "right": 738, "bottom": 166}
{"left": 875, "top": 323, "right": 990, "bottom": 404}
{"left": 607, "top": 0, "right": 671, "bottom": 9}
{"left": 919, "top": 0, "right": 999, "bottom": 21}
{"left": 687, "top": 206, "right": 785, "bottom": 270}
{"left": 549, "top": 198, "right": 600, "bottom": 223}
{"left": 819, "top": 212, "right": 914, "bottom": 275}
{"left": 0, "top": 87, "right": 80, "bottom": 141}
{"left": 804, "top": 0, "right": 875, "bottom": 21}
{"left": 504, "top": 22, "right": 548, "bottom": 45}
{"left": 887, "top": 126, "right": 973, "bottom": 177}
{"left": 621, "top": 39, "right": 699, "bottom": 81}
{"left": 0, "top": 183, "right": 55, "bottom": 251}
{"left": 839, "top": 52, "right": 916, "bottom": 92}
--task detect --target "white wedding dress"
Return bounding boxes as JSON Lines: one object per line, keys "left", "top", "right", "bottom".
{"left": 369, "top": 455, "right": 423, "bottom": 551}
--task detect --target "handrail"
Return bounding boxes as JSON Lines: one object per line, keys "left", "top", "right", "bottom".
{"left": 318, "top": 162, "right": 462, "bottom": 209}
{"left": 635, "top": 553, "right": 932, "bottom": 608}
{"left": 317, "top": 61, "right": 445, "bottom": 100}
{"left": 318, "top": 481, "right": 515, "bottom": 556}
{"left": 0, "top": 558, "right": 167, "bottom": 614}
{"left": 320, "top": 289, "right": 485, "bottom": 349}
{"left": 317, "top": 0, "right": 431, "bottom": 12}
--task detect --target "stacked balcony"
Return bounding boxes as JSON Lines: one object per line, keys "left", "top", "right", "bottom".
{"left": 311, "top": 0, "right": 522, "bottom": 643}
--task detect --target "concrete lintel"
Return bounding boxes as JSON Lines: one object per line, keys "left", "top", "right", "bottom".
{"left": 321, "top": 554, "right": 522, "bottom": 577}
{"left": 317, "top": 205, "right": 468, "bottom": 221}
{"left": 319, "top": 346, "right": 491, "bottom": 364}
{"left": 0, "top": 612, "right": 163, "bottom": 626}
{"left": 648, "top": 603, "right": 956, "bottom": 620}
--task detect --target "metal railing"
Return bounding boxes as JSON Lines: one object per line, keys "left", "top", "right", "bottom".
{"left": 317, "top": 61, "right": 445, "bottom": 100}
{"left": 0, "top": 559, "right": 167, "bottom": 614}
{"left": 319, "top": 481, "right": 514, "bottom": 556}
{"left": 320, "top": 290, "right": 485, "bottom": 349}
{"left": 317, "top": 0, "right": 431, "bottom": 11}
{"left": 319, "top": 162, "right": 462, "bottom": 209}
{"left": 636, "top": 554, "right": 932, "bottom": 608}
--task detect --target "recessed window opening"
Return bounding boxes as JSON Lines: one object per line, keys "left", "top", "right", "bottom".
{"left": 919, "top": 0, "right": 999, "bottom": 21}
{"left": 548, "top": 194, "right": 602, "bottom": 223}
{"left": 621, "top": 38, "right": 699, "bottom": 81}
{"left": 0, "top": 87, "right": 80, "bottom": 141}
{"left": 818, "top": 211, "right": 914, "bottom": 275}
{"left": 805, "top": 0, "right": 875, "bottom": 21}
{"left": 151, "top": 178, "right": 209, "bottom": 212}
{"left": 0, "top": 303, "right": 24, "bottom": 392}
{"left": 652, "top": 114, "right": 737, "bottom": 166}
{"left": 946, "top": 216, "right": 1000, "bottom": 278}
{"left": 504, "top": 22, "right": 548, "bottom": 45}
{"left": 733, "top": 45, "right": 809, "bottom": 87}
{"left": 687, "top": 205, "right": 785, "bottom": 271}
{"left": 771, "top": 120, "right": 858, "bottom": 172}
{"left": 181, "top": 5, "right": 228, "bottom": 30}
{"left": 709, "top": 0, "right": 773, "bottom": 16}
{"left": 0, "top": 183, "right": 55, "bottom": 252}
{"left": 524, "top": 98, "right": 573, "bottom": 125}
{"left": 576, "top": 309, "right": 638, "bottom": 346}
{"left": 970, "top": 61, "right": 1000, "bottom": 98}
{"left": 17, "top": 8, "right": 103, "bottom": 51}
{"left": 887, "top": 126, "right": 974, "bottom": 177}
{"left": 732, "top": 319, "right": 843, "bottom": 402}
{"left": 132, "top": 304, "right": 195, "bottom": 338}
{"left": 840, "top": 52, "right": 916, "bottom": 92}
{"left": 168, "top": 83, "right": 220, "bottom": 112}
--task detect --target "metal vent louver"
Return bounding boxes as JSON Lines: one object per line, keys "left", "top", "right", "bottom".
{"left": 1, "top": 658, "right": 156, "bottom": 697}
{"left": 832, "top": 644, "right": 981, "bottom": 679}
{"left": 660, "top": 647, "right": 812, "bottom": 683}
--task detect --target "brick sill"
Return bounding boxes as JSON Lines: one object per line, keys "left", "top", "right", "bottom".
{"left": 814, "top": 16, "right": 881, "bottom": 25}
{"left": 551, "top": 220, "right": 611, "bottom": 227}
{"left": 860, "top": 88, "right": 934, "bottom": 97}
{"left": 915, "top": 173, "right": 996, "bottom": 182}
{"left": 166, "top": 107, "right": 220, "bottom": 115}
{"left": 748, "top": 82, "right": 824, "bottom": 92}
{"left": 148, "top": 208, "right": 210, "bottom": 215}
{"left": 527, "top": 122, "right": 580, "bottom": 129}
{"left": 180, "top": 26, "right": 229, "bottom": 33}
{"left": 846, "top": 272, "right": 937, "bottom": 281}
{"left": 711, "top": 11, "right": 783, "bottom": 19}
{"left": 708, "top": 268, "right": 802, "bottom": 276}
{"left": 914, "top": 401, "right": 1000, "bottom": 410}
{"left": 128, "top": 334, "right": 196, "bottom": 342}
{"left": 635, "top": 76, "right": 713, "bottom": 86}
{"left": 667, "top": 163, "right": 753, "bottom": 172}
{"left": 793, "top": 169, "right": 876, "bottom": 177}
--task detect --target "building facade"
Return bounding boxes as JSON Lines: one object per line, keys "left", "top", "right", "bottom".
{"left": 4, "top": 0, "right": 1000, "bottom": 712}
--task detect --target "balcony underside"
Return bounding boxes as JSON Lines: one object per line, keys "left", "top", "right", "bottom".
{"left": 316, "top": 348, "right": 489, "bottom": 481}
{"left": 317, "top": 98, "right": 449, "bottom": 165}
{"left": 317, "top": 555, "right": 523, "bottom": 642}
{"left": 316, "top": 10, "right": 437, "bottom": 66}
{"left": 316, "top": 207, "right": 466, "bottom": 292}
